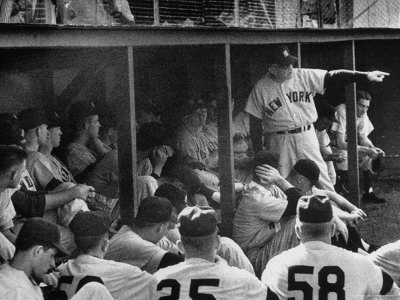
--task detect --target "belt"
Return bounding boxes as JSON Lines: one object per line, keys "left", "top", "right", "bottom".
{"left": 276, "top": 125, "right": 311, "bottom": 135}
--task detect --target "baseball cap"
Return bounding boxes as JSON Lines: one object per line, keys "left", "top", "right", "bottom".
{"left": 297, "top": 195, "right": 333, "bottom": 223}
{"left": 0, "top": 113, "right": 24, "bottom": 145}
{"left": 69, "top": 101, "right": 98, "bottom": 124}
{"left": 269, "top": 44, "right": 298, "bottom": 67}
{"left": 370, "top": 153, "right": 385, "bottom": 175}
{"left": 15, "top": 217, "right": 67, "bottom": 254}
{"left": 69, "top": 211, "right": 110, "bottom": 237}
{"left": 46, "top": 111, "right": 62, "bottom": 128}
{"left": 293, "top": 159, "right": 320, "bottom": 187}
{"left": 178, "top": 206, "right": 217, "bottom": 237}
{"left": 18, "top": 108, "right": 49, "bottom": 131}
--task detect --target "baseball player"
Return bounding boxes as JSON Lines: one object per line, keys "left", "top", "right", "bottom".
{"left": 0, "top": 217, "right": 67, "bottom": 300}
{"left": 233, "top": 150, "right": 303, "bottom": 278}
{"left": 368, "top": 240, "right": 400, "bottom": 287}
{"left": 246, "top": 44, "right": 389, "bottom": 192}
{"left": 262, "top": 195, "right": 399, "bottom": 299}
{"left": 105, "top": 196, "right": 183, "bottom": 274}
{"left": 0, "top": 146, "right": 27, "bottom": 261}
{"left": 331, "top": 90, "right": 386, "bottom": 203}
{"left": 154, "top": 206, "right": 267, "bottom": 299}
{"left": 58, "top": 211, "right": 157, "bottom": 300}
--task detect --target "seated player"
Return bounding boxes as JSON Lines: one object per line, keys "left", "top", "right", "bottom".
{"left": 154, "top": 206, "right": 267, "bottom": 299}
{"left": 105, "top": 196, "right": 183, "bottom": 274}
{"left": 155, "top": 183, "right": 255, "bottom": 275}
{"left": 0, "top": 113, "right": 94, "bottom": 254}
{"left": 58, "top": 211, "right": 157, "bottom": 300}
{"left": 0, "top": 217, "right": 67, "bottom": 299}
{"left": 286, "top": 158, "right": 379, "bottom": 253}
{"left": 233, "top": 150, "right": 302, "bottom": 278}
{"left": 262, "top": 195, "right": 400, "bottom": 299}
{"left": 331, "top": 90, "right": 386, "bottom": 203}
{"left": 0, "top": 146, "right": 27, "bottom": 261}
{"left": 19, "top": 108, "right": 89, "bottom": 226}
{"left": 65, "top": 101, "right": 110, "bottom": 183}
{"left": 368, "top": 239, "right": 400, "bottom": 287}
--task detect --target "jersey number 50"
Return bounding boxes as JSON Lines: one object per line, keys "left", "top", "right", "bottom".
{"left": 157, "top": 278, "right": 220, "bottom": 300}
{"left": 288, "top": 265, "right": 345, "bottom": 300}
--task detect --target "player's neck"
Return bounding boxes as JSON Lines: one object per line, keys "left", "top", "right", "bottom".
{"left": 301, "top": 236, "right": 332, "bottom": 245}
{"left": 185, "top": 252, "right": 215, "bottom": 263}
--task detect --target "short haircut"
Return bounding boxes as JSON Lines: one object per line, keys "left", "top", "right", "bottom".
{"left": 181, "top": 234, "right": 217, "bottom": 252}
{"left": 155, "top": 183, "right": 187, "bottom": 213}
{"left": 0, "top": 145, "right": 26, "bottom": 176}
{"left": 356, "top": 90, "right": 372, "bottom": 102}
{"left": 15, "top": 243, "right": 52, "bottom": 253}
{"left": 74, "top": 234, "right": 108, "bottom": 254}
{"left": 136, "top": 122, "right": 168, "bottom": 151}
{"left": 134, "top": 196, "right": 173, "bottom": 228}
{"left": 297, "top": 220, "right": 332, "bottom": 239}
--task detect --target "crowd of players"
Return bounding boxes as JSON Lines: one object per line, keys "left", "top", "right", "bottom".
{"left": 0, "top": 44, "right": 399, "bottom": 299}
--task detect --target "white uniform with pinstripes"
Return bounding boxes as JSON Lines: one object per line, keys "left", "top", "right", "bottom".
{"left": 245, "top": 68, "right": 335, "bottom": 191}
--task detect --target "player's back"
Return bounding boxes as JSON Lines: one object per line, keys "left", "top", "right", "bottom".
{"left": 58, "top": 254, "right": 157, "bottom": 300}
{"left": 262, "top": 241, "right": 394, "bottom": 300}
{"left": 154, "top": 257, "right": 266, "bottom": 300}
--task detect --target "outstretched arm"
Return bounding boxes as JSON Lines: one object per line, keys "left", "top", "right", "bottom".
{"left": 324, "top": 70, "right": 390, "bottom": 89}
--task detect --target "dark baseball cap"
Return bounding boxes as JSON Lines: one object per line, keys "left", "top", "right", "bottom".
{"left": 0, "top": 113, "right": 24, "bottom": 145}
{"left": 269, "top": 44, "right": 298, "bottom": 67}
{"left": 293, "top": 159, "right": 320, "bottom": 187}
{"left": 69, "top": 101, "right": 98, "bottom": 124}
{"left": 16, "top": 217, "right": 67, "bottom": 254}
{"left": 155, "top": 183, "right": 187, "bottom": 213}
{"left": 178, "top": 206, "right": 217, "bottom": 237}
{"left": 297, "top": 195, "right": 333, "bottom": 223}
{"left": 69, "top": 211, "right": 110, "bottom": 237}
{"left": 18, "top": 108, "right": 49, "bottom": 131}
{"left": 46, "top": 111, "right": 62, "bottom": 128}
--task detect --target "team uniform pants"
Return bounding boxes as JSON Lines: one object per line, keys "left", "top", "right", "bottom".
{"left": 264, "top": 126, "right": 335, "bottom": 191}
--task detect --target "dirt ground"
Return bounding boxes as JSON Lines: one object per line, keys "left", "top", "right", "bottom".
{"left": 358, "top": 179, "right": 400, "bottom": 246}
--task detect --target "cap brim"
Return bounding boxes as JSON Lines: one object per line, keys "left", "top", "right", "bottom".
{"left": 52, "top": 242, "right": 69, "bottom": 256}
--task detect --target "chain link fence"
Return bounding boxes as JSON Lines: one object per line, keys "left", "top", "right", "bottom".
{"left": 0, "top": 0, "right": 399, "bottom": 28}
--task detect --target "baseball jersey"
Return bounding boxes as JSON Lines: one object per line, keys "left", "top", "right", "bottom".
{"left": 86, "top": 148, "right": 119, "bottom": 199}
{"left": 0, "top": 230, "right": 15, "bottom": 262}
{"left": 105, "top": 225, "right": 167, "bottom": 274}
{"left": 0, "top": 264, "right": 43, "bottom": 300}
{"left": 262, "top": 241, "right": 396, "bottom": 299}
{"left": 368, "top": 240, "right": 400, "bottom": 287}
{"left": 58, "top": 254, "right": 157, "bottom": 300}
{"left": 0, "top": 189, "right": 16, "bottom": 232}
{"left": 65, "top": 142, "right": 98, "bottom": 177}
{"left": 154, "top": 257, "right": 267, "bottom": 300}
{"left": 47, "top": 154, "right": 76, "bottom": 184}
{"left": 176, "top": 125, "right": 209, "bottom": 164}
{"left": 245, "top": 68, "right": 326, "bottom": 133}
{"left": 26, "top": 150, "right": 57, "bottom": 190}
{"left": 233, "top": 181, "right": 288, "bottom": 252}
{"left": 331, "top": 104, "right": 374, "bottom": 139}
{"left": 202, "top": 122, "right": 219, "bottom": 151}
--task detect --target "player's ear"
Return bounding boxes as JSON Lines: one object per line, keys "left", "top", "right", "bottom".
{"left": 177, "top": 240, "right": 185, "bottom": 255}
{"left": 101, "top": 237, "right": 110, "bottom": 253}
{"left": 330, "top": 221, "right": 336, "bottom": 238}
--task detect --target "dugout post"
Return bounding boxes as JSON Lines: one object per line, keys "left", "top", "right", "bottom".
{"left": 344, "top": 40, "right": 360, "bottom": 206}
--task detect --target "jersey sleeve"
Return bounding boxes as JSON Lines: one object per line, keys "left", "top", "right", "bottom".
{"left": 302, "top": 69, "right": 327, "bottom": 95}
{"left": 0, "top": 190, "right": 16, "bottom": 231}
{"left": 331, "top": 104, "right": 346, "bottom": 135}
{"left": 358, "top": 114, "right": 374, "bottom": 137}
{"left": 244, "top": 272, "right": 267, "bottom": 299}
{"left": 27, "top": 156, "right": 56, "bottom": 190}
{"left": 368, "top": 240, "right": 400, "bottom": 286}
{"left": 245, "top": 83, "right": 264, "bottom": 120}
